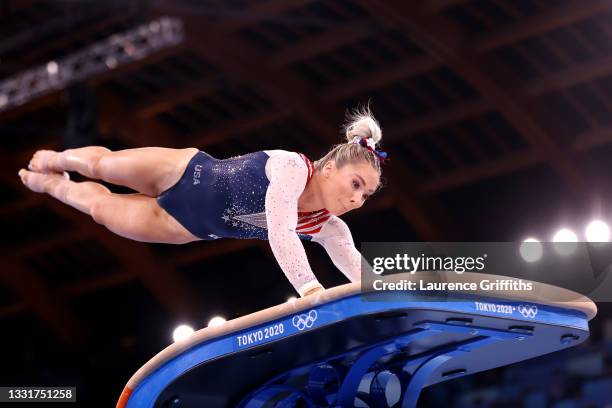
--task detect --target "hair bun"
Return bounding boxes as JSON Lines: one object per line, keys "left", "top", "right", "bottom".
{"left": 344, "top": 104, "right": 382, "bottom": 145}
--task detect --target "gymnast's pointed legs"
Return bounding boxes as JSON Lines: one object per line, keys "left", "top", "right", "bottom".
{"left": 27, "top": 146, "right": 198, "bottom": 196}
{"left": 18, "top": 169, "right": 198, "bottom": 244}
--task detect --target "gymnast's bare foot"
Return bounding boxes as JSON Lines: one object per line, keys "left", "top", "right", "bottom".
{"left": 28, "top": 150, "right": 62, "bottom": 173}
{"left": 18, "top": 168, "right": 69, "bottom": 193}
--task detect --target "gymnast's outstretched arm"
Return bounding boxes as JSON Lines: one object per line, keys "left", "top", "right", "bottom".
{"left": 312, "top": 216, "right": 365, "bottom": 283}
{"left": 265, "top": 152, "right": 324, "bottom": 297}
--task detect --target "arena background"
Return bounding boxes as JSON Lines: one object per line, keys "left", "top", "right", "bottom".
{"left": 1, "top": 0, "right": 612, "bottom": 406}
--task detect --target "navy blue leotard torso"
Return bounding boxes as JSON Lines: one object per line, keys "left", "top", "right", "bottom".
{"left": 157, "top": 151, "right": 273, "bottom": 240}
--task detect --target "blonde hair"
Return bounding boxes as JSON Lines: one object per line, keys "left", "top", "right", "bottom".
{"left": 314, "top": 104, "right": 383, "bottom": 175}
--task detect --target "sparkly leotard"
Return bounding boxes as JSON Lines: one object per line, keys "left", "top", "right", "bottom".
{"left": 157, "top": 150, "right": 362, "bottom": 295}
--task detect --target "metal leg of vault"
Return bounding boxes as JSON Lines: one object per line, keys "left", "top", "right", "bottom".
{"left": 238, "top": 320, "right": 533, "bottom": 408}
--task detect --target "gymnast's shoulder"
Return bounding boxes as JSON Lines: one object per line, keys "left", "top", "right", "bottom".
{"left": 263, "top": 150, "right": 312, "bottom": 177}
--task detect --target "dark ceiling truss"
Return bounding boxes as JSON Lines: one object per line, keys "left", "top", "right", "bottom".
{"left": 2, "top": 0, "right": 612, "bottom": 344}
{"left": 0, "top": 17, "right": 184, "bottom": 114}
{"left": 0, "top": 5, "right": 136, "bottom": 77}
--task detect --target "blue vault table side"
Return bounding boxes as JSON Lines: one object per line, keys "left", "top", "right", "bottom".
{"left": 117, "top": 273, "right": 596, "bottom": 408}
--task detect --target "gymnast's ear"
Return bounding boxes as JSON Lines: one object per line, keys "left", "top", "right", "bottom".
{"left": 321, "top": 159, "right": 336, "bottom": 178}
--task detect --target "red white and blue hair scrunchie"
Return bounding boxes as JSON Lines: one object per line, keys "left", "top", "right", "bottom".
{"left": 350, "top": 136, "right": 389, "bottom": 163}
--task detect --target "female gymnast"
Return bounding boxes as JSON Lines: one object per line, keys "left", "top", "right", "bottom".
{"left": 18, "top": 107, "right": 386, "bottom": 297}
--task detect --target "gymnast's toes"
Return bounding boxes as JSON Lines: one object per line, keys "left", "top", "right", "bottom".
{"left": 28, "top": 149, "right": 58, "bottom": 173}
{"left": 19, "top": 169, "right": 44, "bottom": 193}
{"left": 18, "top": 168, "right": 66, "bottom": 193}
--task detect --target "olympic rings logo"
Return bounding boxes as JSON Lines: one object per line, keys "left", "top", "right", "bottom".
{"left": 517, "top": 304, "right": 538, "bottom": 318}
{"left": 292, "top": 310, "right": 318, "bottom": 331}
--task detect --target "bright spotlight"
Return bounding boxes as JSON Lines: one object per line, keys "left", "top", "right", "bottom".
{"left": 519, "top": 238, "right": 543, "bottom": 263}
{"left": 553, "top": 228, "right": 578, "bottom": 242}
{"left": 46, "top": 61, "right": 58, "bottom": 75}
{"left": 172, "top": 324, "right": 194, "bottom": 342}
{"left": 585, "top": 220, "right": 610, "bottom": 242}
{"left": 552, "top": 228, "right": 578, "bottom": 255}
{"left": 207, "top": 316, "right": 226, "bottom": 327}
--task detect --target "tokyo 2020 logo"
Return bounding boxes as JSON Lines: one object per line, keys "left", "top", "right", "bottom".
{"left": 517, "top": 304, "right": 538, "bottom": 318}
{"left": 292, "top": 310, "right": 318, "bottom": 330}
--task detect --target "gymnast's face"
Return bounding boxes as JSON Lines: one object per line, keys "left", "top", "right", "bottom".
{"left": 321, "top": 160, "right": 380, "bottom": 215}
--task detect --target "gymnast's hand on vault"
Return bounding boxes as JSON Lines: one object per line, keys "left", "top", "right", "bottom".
{"left": 302, "top": 285, "right": 325, "bottom": 297}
